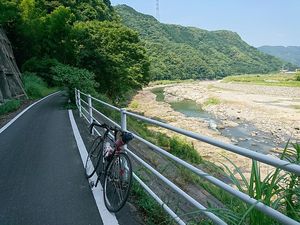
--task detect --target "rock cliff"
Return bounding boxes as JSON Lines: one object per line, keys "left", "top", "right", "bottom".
{"left": 0, "top": 28, "right": 26, "bottom": 103}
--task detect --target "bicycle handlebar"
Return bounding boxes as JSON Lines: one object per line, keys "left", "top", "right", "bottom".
{"left": 89, "top": 122, "right": 117, "bottom": 134}
{"left": 89, "top": 122, "right": 133, "bottom": 144}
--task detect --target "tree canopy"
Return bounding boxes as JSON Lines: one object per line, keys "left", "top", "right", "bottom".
{"left": 0, "top": 0, "right": 149, "bottom": 100}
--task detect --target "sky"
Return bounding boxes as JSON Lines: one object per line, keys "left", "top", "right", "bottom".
{"left": 110, "top": 0, "right": 300, "bottom": 47}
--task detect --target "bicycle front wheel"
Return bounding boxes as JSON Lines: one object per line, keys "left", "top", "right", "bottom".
{"left": 85, "top": 136, "right": 103, "bottom": 178}
{"left": 103, "top": 152, "right": 132, "bottom": 212}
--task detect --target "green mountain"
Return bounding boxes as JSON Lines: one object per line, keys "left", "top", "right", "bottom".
{"left": 258, "top": 46, "right": 300, "bottom": 67}
{"left": 115, "top": 5, "right": 291, "bottom": 80}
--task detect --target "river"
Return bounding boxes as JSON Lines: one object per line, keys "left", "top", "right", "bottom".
{"left": 151, "top": 87, "right": 284, "bottom": 154}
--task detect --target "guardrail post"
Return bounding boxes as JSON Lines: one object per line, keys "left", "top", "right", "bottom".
{"left": 78, "top": 91, "right": 82, "bottom": 117}
{"left": 120, "top": 108, "right": 127, "bottom": 131}
{"left": 75, "top": 88, "right": 78, "bottom": 107}
{"left": 88, "top": 94, "right": 94, "bottom": 135}
{"left": 121, "top": 108, "right": 127, "bottom": 151}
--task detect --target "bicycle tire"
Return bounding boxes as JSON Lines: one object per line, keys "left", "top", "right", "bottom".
{"left": 85, "top": 136, "right": 103, "bottom": 178}
{"left": 103, "top": 152, "right": 132, "bottom": 212}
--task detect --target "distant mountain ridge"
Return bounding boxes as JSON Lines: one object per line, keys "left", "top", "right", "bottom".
{"left": 258, "top": 46, "right": 300, "bottom": 67}
{"left": 115, "top": 5, "right": 293, "bottom": 80}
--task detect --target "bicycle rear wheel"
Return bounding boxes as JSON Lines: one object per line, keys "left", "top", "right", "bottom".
{"left": 85, "top": 136, "right": 103, "bottom": 178}
{"left": 103, "top": 152, "right": 132, "bottom": 212}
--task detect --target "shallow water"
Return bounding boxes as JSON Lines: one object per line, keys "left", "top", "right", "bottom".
{"left": 170, "top": 100, "right": 211, "bottom": 120}
{"left": 151, "top": 88, "right": 283, "bottom": 153}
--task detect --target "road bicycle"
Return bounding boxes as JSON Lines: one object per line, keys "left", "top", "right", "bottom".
{"left": 85, "top": 122, "right": 134, "bottom": 212}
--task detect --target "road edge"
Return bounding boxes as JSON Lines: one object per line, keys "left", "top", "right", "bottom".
{"left": 0, "top": 92, "right": 60, "bottom": 134}
{"left": 68, "top": 109, "right": 119, "bottom": 225}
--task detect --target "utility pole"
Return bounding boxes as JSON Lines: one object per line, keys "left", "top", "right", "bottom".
{"left": 156, "top": 0, "right": 160, "bottom": 21}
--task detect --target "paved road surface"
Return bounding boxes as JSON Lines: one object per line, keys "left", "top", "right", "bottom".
{"left": 0, "top": 93, "right": 103, "bottom": 225}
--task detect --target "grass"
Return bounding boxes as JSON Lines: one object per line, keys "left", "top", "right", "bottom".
{"left": 177, "top": 143, "right": 300, "bottom": 225}
{"left": 130, "top": 180, "right": 176, "bottom": 225}
{"left": 220, "top": 142, "right": 300, "bottom": 225}
{"left": 169, "top": 136, "right": 202, "bottom": 164}
{"left": 127, "top": 117, "right": 202, "bottom": 165}
{"left": 0, "top": 74, "right": 58, "bottom": 118}
{"left": 0, "top": 99, "right": 21, "bottom": 116}
{"left": 150, "top": 87, "right": 165, "bottom": 102}
{"left": 223, "top": 73, "right": 300, "bottom": 87}
{"left": 22, "top": 72, "right": 58, "bottom": 99}
{"left": 203, "top": 97, "right": 221, "bottom": 106}
{"left": 129, "top": 100, "right": 139, "bottom": 109}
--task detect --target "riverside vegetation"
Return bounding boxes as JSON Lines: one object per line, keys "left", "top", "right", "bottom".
{"left": 223, "top": 72, "right": 300, "bottom": 87}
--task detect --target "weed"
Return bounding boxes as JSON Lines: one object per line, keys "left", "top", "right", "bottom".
{"left": 203, "top": 97, "right": 221, "bottom": 106}
{"left": 221, "top": 142, "right": 300, "bottom": 224}
{"left": 130, "top": 180, "right": 176, "bottom": 225}
{"left": 0, "top": 99, "right": 21, "bottom": 116}
{"left": 129, "top": 100, "right": 139, "bottom": 109}
{"left": 169, "top": 136, "right": 202, "bottom": 164}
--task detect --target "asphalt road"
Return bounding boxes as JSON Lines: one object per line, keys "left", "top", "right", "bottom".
{"left": 0, "top": 93, "right": 103, "bottom": 225}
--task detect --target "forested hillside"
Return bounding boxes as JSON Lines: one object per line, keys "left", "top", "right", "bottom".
{"left": 115, "top": 5, "right": 293, "bottom": 80}
{"left": 258, "top": 46, "right": 300, "bottom": 67}
{"left": 0, "top": 0, "right": 149, "bottom": 101}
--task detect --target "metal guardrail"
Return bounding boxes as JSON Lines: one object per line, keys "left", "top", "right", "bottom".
{"left": 75, "top": 88, "right": 300, "bottom": 225}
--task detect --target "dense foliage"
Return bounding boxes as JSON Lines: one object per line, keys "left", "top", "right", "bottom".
{"left": 0, "top": 0, "right": 149, "bottom": 101}
{"left": 115, "top": 5, "right": 295, "bottom": 80}
{"left": 258, "top": 46, "right": 300, "bottom": 67}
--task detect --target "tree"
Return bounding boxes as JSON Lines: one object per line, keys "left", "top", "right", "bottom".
{"left": 71, "top": 21, "right": 149, "bottom": 100}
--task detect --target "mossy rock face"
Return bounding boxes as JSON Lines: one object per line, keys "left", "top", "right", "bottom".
{"left": 0, "top": 28, "right": 26, "bottom": 103}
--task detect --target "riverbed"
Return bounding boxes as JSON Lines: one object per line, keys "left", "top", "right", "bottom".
{"left": 129, "top": 81, "right": 300, "bottom": 178}
{"left": 151, "top": 86, "right": 286, "bottom": 154}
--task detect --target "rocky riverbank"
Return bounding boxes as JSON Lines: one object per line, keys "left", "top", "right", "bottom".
{"left": 163, "top": 81, "right": 300, "bottom": 149}
{"left": 129, "top": 81, "right": 294, "bottom": 180}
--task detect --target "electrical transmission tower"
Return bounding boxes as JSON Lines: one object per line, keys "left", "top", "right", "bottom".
{"left": 156, "top": 0, "right": 160, "bottom": 21}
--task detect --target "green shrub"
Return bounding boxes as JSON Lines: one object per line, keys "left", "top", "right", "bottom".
{"left": 51, "top": 64, "right": 98, "bottom": 101}
{"left": 22, "top": 57, "right": 60, "bottom": 86}
{"left": 22, "top": 72, "right": 51, "bottom": 99}
{"left": 0, "top": 99, "right": 21, "bottom": 116}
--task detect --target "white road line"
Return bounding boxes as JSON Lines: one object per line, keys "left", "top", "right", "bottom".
{"left": 68, "top": 110, "right": 119, "bottom": 225}
{"left": 0, "top": 92, "right": 60, "bottom": 134}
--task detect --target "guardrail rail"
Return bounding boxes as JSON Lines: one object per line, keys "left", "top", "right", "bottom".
{"left": 75, "top": 88, "right": 300, "bottom": 225}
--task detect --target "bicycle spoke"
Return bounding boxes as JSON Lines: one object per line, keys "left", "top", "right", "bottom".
{"left": 104, "top": 153, "right": 132, "bottom": 212}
